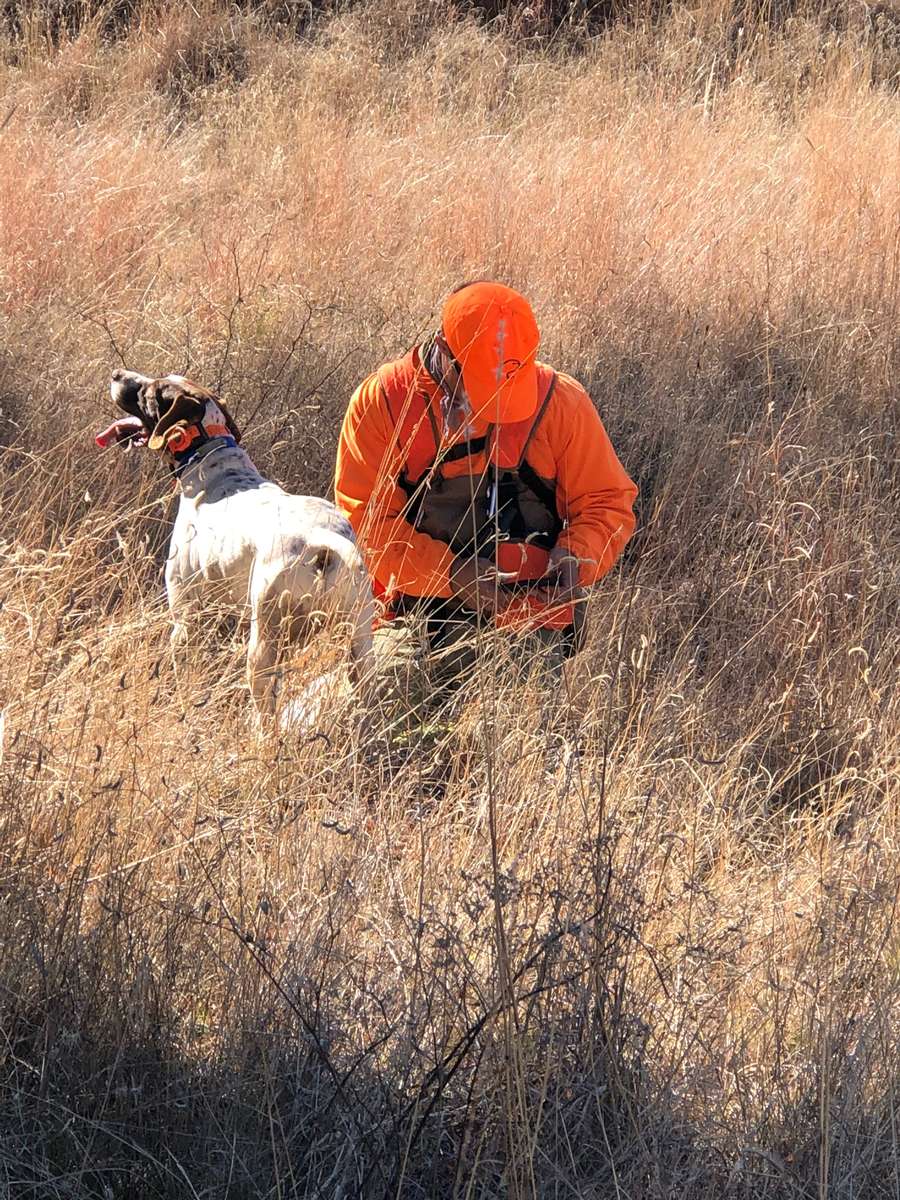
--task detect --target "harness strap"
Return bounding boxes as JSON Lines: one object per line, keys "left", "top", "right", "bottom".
{"left": 441, "top": 435, "right": 488, "bottom": 464}
{"left": 515, "top": 372, "right": 556, "bottom": 467}
{"left": 516, "top": 459, "right": 559, "bottom": 515}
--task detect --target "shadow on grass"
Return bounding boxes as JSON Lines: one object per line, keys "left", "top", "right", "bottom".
{"left": 0, "top": 935, "right": 718, "bottom": 1199}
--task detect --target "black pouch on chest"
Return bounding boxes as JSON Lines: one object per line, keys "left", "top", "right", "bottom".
{"left": 487, "top": 467, "right": 529, "bottom": 541}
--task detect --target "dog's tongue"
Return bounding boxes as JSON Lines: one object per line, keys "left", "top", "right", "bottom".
{"left": 95, "top": 416, "right": 146, "bottom": 448}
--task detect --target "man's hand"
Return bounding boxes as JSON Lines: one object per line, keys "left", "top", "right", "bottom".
{"left": 450, "top": 555, "right": 515, "bottom": 617}
{"left": 533, "top": 547, "right": 584, "bottom": 608}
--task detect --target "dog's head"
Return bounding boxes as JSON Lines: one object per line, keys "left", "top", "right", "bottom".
{"left": 104, "top": 369, "right": 241, "bottom": 453}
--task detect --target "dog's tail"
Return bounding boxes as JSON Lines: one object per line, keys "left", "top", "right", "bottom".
{"left": 267, "top": 531, "right": 370, "bottom": 625}
{"left": 306, "top": 527, "right": 368, "bottom": 588}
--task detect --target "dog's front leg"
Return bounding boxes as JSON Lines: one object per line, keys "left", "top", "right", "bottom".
{"left": 169, "top": 616, "right": 191, "bottom": 713}
{"left": 165, "top": 554, "right": 200, "bottom": 714}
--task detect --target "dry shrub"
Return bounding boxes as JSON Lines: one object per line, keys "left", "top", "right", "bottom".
{"left": 0, "top": 2, "right": 898, "bottom": 1197}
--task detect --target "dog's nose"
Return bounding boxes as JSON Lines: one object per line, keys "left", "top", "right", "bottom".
{"left": 111, "top": 368, "right": 125, "bottom": 381}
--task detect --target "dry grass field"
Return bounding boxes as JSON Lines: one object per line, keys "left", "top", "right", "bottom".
{"left": 0, "top": 1, "right": 898, "bottom": 1196}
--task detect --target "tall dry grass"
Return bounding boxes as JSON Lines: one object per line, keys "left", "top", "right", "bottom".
{"left": 0, "top": 1, "right": 898, "bottom": 1196}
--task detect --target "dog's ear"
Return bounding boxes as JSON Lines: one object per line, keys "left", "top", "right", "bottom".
{"left": 146, "top": 382, "right": 206, "bottom": 451}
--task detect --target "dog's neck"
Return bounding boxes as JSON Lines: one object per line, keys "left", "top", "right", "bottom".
{"left": 174, "top": 438, "right": 269, "bottom": 504}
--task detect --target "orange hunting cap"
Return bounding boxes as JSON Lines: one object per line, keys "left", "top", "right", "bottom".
{"left": 441, "top": 282, "right": 540, "bottom": 424}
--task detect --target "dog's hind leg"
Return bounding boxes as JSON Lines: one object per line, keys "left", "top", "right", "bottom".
{"left": 316, "top": 547, "right": 377, "bottom": 735}
{"left": 247, "top": 615, "right": 281, "bottom": 723}
{"left": 328, "top": 560, "right": 376, "bottom": 704}
{"left": 306, "top": 542, "right": 375, "bottom": 679}
{"left": 348, "top": 602, "right": 376, "bottom": 694}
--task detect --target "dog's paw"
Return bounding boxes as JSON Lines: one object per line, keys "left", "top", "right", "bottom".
{"left": 279, "top": 667, "right": 348, "bottom": 735}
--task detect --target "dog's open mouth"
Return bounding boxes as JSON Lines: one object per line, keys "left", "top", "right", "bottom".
{"left": 95, "top": 416, "right": 149, "bottom": 450}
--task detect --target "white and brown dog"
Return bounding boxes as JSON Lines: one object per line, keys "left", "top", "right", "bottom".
{"left": 99, "top": 369, "right": 375, "bottom": 723}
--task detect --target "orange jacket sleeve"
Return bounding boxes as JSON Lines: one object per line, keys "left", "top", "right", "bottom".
{"left": 334, "top": 373, "right": 455, "bottom": 598}
{"left": 546, "top": 374, "right": 638, "bottom": 586}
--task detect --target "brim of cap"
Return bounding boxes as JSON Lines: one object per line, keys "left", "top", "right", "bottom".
{"left": 463, "top": 361, "right": 539, "bottom": 424}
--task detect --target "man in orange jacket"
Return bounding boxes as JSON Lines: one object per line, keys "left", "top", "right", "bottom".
{"left": 335, "top": 281, "right": 637, "bottom": 686}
